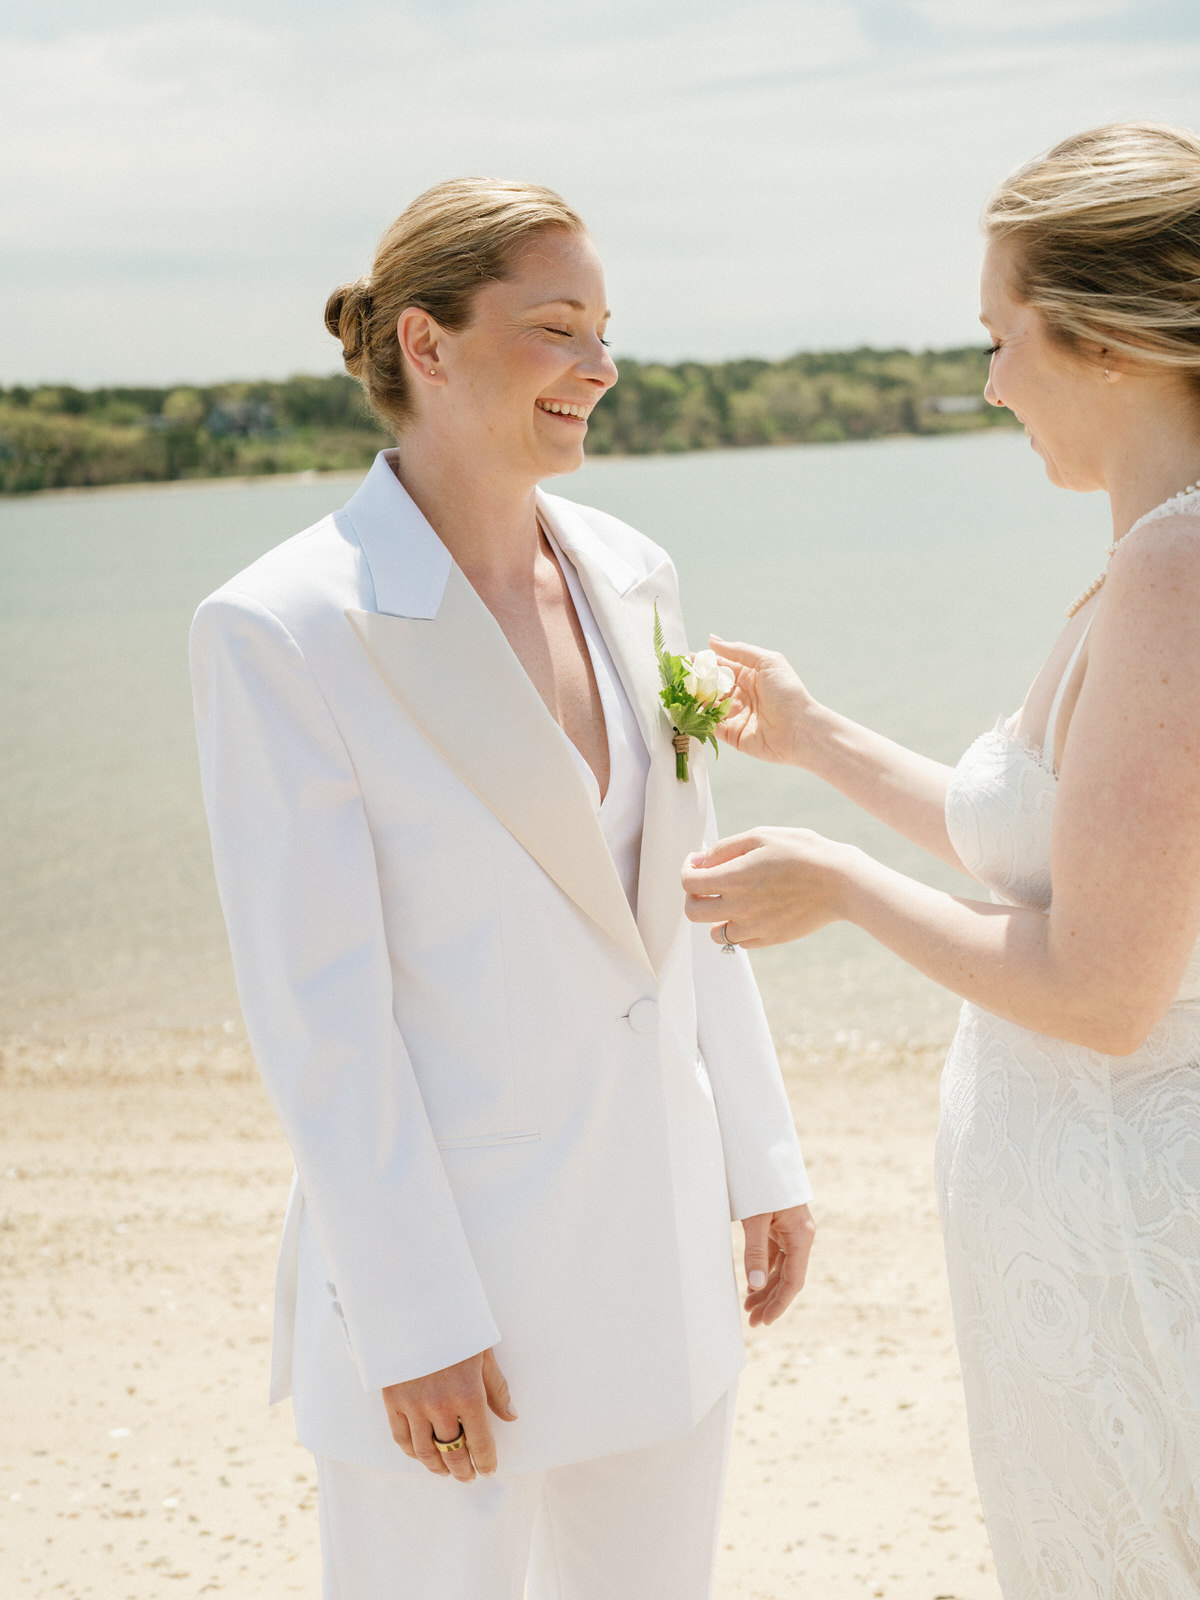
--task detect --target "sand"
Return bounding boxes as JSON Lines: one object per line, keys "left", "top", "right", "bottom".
{"left": 1, "top": 1025, "right": 1001, "bottom": 1600}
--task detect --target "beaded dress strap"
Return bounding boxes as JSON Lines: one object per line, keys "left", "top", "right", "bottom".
{"left": 1066, "top": 485, "right": 1200, "bottom": 616}
{"left": 1043, "top": 618, "right": 1094, "bottom": 769}
{"left": 1128, "top": 484, "right": 1200, "bottom": 536}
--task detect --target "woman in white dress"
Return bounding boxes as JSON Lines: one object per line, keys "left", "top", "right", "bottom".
{"left": 681, "top": 122, "right": 1200, "bottom": 1596}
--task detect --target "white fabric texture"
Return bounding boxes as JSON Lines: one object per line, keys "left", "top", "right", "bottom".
{"left": 939, "top": 492, "right": 1200, "bottom": 1599}
{"left": 190, "top": 451, "right": 810, "bottom": 1476}
{"left": 316, "top": 1385, "right": 735, "bottom": 1600}
{"left": 543, "top": 524, "right": 650, "bottom": 912}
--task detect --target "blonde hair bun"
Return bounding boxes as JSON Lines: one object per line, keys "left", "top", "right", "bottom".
{"left": 324, "top": 277, "right": 372, "bottom": 374}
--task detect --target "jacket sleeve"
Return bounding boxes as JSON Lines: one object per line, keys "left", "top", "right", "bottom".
{"left": 190, "top": 590, "right": 501, "bottom": 1391}
{"left": 693, "top": 793, "right": 813, "bottom": 1219}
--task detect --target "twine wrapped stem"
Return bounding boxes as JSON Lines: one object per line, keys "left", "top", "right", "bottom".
{"left": 673, "top": 732, "right": 691, "bottom": 782}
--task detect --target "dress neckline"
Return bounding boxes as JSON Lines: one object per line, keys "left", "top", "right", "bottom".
{"left": 992, "top": 718, "right": 1059, "bottom": 783}
{"left": 1127, "top": 484, "right": 1200, "bottom": 538}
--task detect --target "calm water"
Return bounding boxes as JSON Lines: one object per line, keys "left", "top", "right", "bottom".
{"left": 0, "top": 433, "right": 1106, "bottom": 1044}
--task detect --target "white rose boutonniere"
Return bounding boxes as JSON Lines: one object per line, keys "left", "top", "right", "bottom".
{"left": 654, "top": 605, "right": 735, "bottom": 781}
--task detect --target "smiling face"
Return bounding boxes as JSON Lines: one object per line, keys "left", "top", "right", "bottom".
{"left": 426, "top": 227, "right": 617, "bottom": 486}
{"left": 980, "top": 236, "right": 1111, "bottom": 492}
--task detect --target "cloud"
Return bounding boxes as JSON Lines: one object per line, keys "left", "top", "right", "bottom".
{"left": 909, "top": 0, "right": 1136, "bottom": 29}
{"left": 3, "top": 2, "right": 1200, "bottom": 382}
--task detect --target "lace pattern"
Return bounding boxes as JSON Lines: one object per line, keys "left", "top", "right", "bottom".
{"left": 939, "top": 571, "right": 1200, "bottom": 1597}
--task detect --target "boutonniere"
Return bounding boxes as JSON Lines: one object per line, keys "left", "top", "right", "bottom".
{"left": 654, "top": 603, "right": 735, "bottom": 781}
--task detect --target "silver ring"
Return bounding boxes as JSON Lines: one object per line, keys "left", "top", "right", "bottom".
{"left": 719, "top": 922, "right": 738, "bottom": 954}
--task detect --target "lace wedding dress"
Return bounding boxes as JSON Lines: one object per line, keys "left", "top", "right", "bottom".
{"left": 937, "top": 492, "right": 1200, "bottom": 1598}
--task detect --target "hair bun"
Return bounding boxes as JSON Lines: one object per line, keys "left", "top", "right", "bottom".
{"left": 324, "top": 277, "right": 372, "bottom": 371}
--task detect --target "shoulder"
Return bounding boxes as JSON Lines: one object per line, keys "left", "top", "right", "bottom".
{"left": 193, "top": 508, "right": 370, "bottom": 640}
{"left": 1105, "top": 509, "right": 1200, "bottom": 613}
{"left": 540, "top": 490, "right": 673, "bottom": 581}
{"left": 1093, "top": 511, "right": 1200, "bottom": 681}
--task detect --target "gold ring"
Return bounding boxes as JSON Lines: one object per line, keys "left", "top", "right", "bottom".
{"left": 720, "top": 922, "right": 738, "bottom": 954}
{"left": 433, "top": 1426, "right": 466, "bottom": 1453}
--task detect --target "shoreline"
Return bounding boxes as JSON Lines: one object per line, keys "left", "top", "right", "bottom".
{"left": 2, "top": 425, "right": 1019, "bottom": 505}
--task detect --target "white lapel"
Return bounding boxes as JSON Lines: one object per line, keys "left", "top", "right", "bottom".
{"left": 341, "top": 454, "right": 653, "bottom": 977}
{"left": 537, "top": 492, "right": 709, "bottom": 975}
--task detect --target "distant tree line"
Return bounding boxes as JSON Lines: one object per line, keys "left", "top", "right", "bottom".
{"left": 0, "top": 346, "right": 1014, "bottom": 494}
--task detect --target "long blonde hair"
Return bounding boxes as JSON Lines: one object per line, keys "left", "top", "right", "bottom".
{"left": 984, "top": 122, "right": 1200, "bottom": 380}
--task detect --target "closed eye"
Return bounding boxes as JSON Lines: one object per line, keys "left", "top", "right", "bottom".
{"left": 543, "top": 326, "right": 610, "bottom": 347}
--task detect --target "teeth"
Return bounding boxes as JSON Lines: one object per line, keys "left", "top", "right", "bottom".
{"left": 539, "top": 401, "right": 588, "bottom": 419}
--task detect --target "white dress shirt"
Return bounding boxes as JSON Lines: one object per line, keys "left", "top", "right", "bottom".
{"left": 546, "top": 528, "right": 651, "bottom": 915}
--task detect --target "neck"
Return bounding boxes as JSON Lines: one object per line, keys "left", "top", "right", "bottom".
{"left": 1103, "top": 389, "right": 1200, "bottom": 540}
{"left": 389, "top": 426, "right": 542, "bottom": 590}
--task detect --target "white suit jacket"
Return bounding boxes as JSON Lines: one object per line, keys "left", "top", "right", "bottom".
{"left": 191, "top": 450, "right": 810, "bottom": 1475}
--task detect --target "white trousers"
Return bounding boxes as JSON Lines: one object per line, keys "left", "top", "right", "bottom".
{"left": 316, "top": 1385, "right": 736, "bottom": 1600}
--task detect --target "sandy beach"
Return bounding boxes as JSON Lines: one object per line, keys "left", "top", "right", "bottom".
{"left": 2, "top": 1023, "right": 1000, "bottom": 1600}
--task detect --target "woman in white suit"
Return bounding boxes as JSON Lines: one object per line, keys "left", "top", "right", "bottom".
{"left": 190, "top": 179, "right": 813, "bottom": 1599}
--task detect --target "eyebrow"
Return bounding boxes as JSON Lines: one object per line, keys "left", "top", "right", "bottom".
{"left": 529, "top": 298, "right": 611, "bottom": 321}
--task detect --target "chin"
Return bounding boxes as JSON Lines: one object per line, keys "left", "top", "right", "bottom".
{"left": 1029, "top": 436, "right": 1065, "bottom": 489}
{"left": 536, "top": 442, "right": 586, "bottom": 479}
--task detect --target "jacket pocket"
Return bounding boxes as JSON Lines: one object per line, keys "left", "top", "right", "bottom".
{"left": 435, "top": 1127, "right": 541, "bottom": 1151}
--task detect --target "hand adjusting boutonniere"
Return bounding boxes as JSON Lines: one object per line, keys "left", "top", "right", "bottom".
{"left": 654, "top": 604, "right": 735, "bottom": 782}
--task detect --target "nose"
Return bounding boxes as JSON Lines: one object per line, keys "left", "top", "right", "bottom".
{"left": 984, "top": 368, "right": 1002, "bottom": 408}
{"left": 580, "top": 337, "right": 618, "bottom": 391}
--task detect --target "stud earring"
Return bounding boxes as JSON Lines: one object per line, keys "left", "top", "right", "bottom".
{"left": 429, "top": 367, "right": 437, "bottom": 376}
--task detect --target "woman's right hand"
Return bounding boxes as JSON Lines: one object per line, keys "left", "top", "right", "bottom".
{"left": 710, "top": 636, "right": 815, "bottom": 766}
{"left": 382, "top": 1346, "right": 517, "bottom": 1482}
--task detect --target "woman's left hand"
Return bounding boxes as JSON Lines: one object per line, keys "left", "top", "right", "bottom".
{"left": 682, "top": 827, "right": 857, "bottom": 947}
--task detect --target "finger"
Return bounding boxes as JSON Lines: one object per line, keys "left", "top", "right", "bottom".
{"left": 758, "top": 1255, "right": 806, "bottom": 1324}
{"left": 786, "top": 1211, "right": 817, "bottom": 1294}
{"left": 744, "top": 1246, "right": 785, "bottom": 1311}
{"left": 742, "top": 1213, "right": 770, "bottom": 1294}
{"left": 708, "top": 636, "right": 775, "bottom": 668}
{"left": 683, "top": 833, "right": 762, "bottom": 878}
{"left": 482, "top": 1349, "right": 518, "bottom": 1422}
{"left": 430, "top": 1411, "right": 475, "bottom": 1481}
{"left": 410, "top": 1421, "right": 452, "bottom": 1477}
{"left": 387, "top": 1408, "right": 416, "bottom": 1459}
{"left": 460, "top": 1398, "right": 499, "bottom": 1477}
{"left": 684, "top": 893, "right": 723, "bottom": 924}
{"left": 755, "top": 1226, "right": 814, "bottom": 1326}
{"left": 747, "top": 1257, "right": 787, "bottom": 1324}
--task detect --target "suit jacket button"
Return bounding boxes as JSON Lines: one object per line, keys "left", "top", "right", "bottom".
{"left": 626, "top": 998, "right": 659, "bottom": 1035}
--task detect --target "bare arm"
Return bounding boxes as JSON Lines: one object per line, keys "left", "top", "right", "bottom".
{"left": 690, "top": 522, "right": 1200, "bottom": 1055}
{"left": 711, "top": 636, "right": 964, "bottom": 872}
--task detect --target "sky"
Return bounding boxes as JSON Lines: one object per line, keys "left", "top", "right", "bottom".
{"left": 4, "top": 0, "right": 1200, "bottom": 387}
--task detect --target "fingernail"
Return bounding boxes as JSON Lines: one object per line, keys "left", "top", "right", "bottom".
{"left": 506, "top": 1407, "right": 519, "bottom": 1419}
{"left": 749, "top": 1270, "right": 766, "bottom": 1289}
